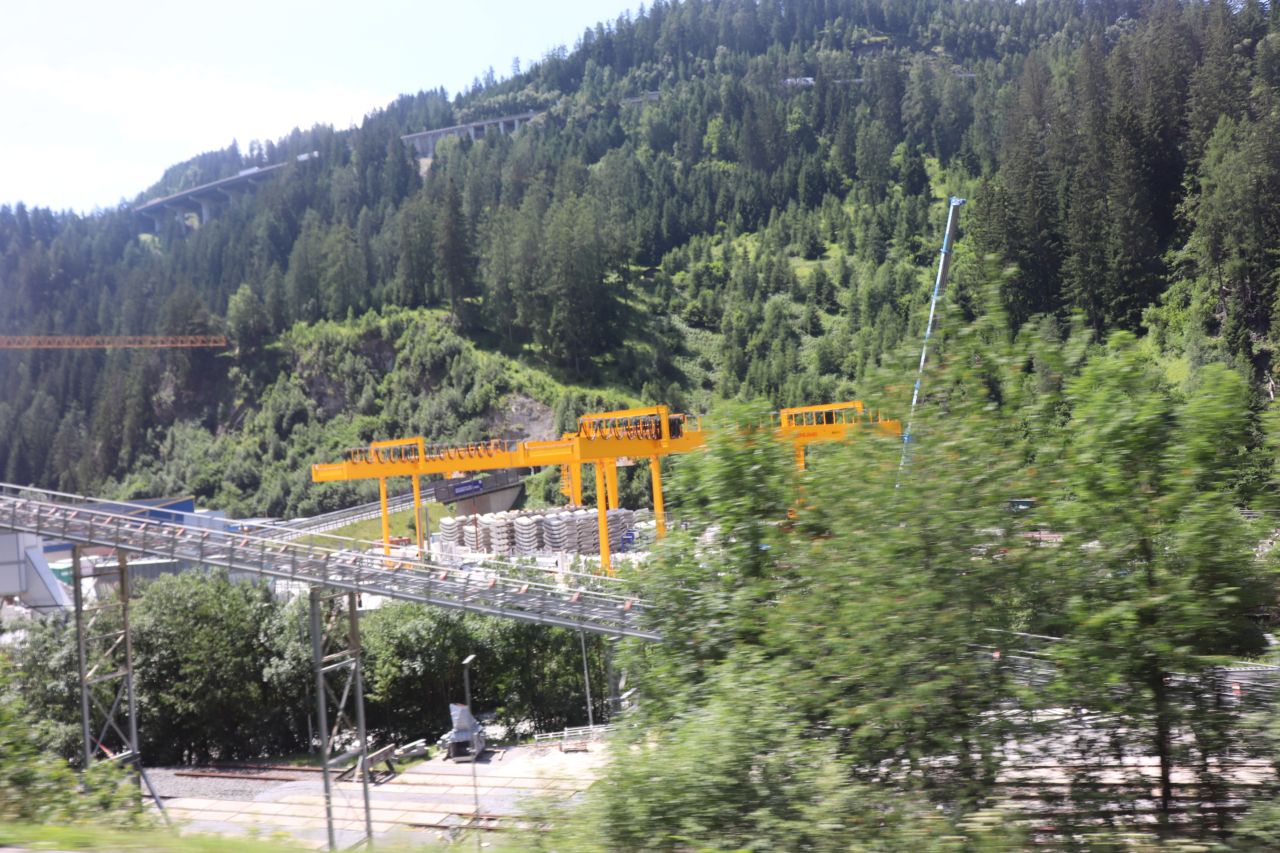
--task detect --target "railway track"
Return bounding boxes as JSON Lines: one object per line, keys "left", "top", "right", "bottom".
{"left": 172, "top": 764, "right": 327, "bottom": 783}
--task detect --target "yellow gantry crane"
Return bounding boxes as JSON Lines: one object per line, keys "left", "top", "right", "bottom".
{"left": 311, "top": 400, "right": 901, "bottom": 573}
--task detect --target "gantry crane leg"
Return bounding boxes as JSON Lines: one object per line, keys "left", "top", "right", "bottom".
{"left": 604, "top": 459, "right": 620, "bottom": 511}
{"left": 595, "top": 463, "right": 612, "bottom": 575}
{"left": 378, "top": 479, "right": 391, "bottom": 556}
{"left": 649, "top": 456, "right": 666, "bottom": 538}
{"left": 411, "top": 475, "right": 424, "bottom": 553}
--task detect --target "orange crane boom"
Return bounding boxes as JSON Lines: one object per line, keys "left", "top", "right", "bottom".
{"left": 0, "top": 335, "right": 228, "bottom": 350}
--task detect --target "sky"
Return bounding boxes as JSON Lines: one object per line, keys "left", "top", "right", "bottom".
{"left": 0, "top": 0, "right": 639, "bottom": 214}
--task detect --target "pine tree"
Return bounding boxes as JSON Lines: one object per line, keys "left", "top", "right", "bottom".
{"left": 1185, "top": 0, "right": 1251, "bottom": 167}
{"left": 998, "top": 53, "right": 1064, "bottom": 325}
{"left": 1047, "top": 338, "right": 1272, "bottom": 822}
{"left": 434, "top": 180, "right": 476, "bottom": 328}
{"left": 1062, "top": 39, "right": 1110, "bottom": 334}
{"left": 320, "top": 222, "right": 368, "bottom": 319}
{"left": 1102, "top": 118, "right": 1160, "bottom": 330}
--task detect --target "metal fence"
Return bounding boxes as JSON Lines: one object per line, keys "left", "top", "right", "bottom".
{"left": 265, "top": 493, "right": 418, "bottom": 538}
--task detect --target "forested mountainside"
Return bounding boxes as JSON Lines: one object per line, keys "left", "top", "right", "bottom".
{"left": 2, "top": 0, "right": 1280, "bottom": 517}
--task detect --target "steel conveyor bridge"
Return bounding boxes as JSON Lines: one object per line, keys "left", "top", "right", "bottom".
{"left": 0, "top": 483, "right": 658, "bottom": 641}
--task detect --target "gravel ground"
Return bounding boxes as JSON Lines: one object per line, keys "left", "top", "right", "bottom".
{"left": 145, "top": 767, "right": 286, "bottom": 801}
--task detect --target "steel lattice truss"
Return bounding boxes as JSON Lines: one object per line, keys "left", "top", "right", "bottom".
{"left": 71, "top": 549, "right": 167, "bottom": 813}
{"left": 0, "top": 483, "right": 658, "bottom": 640}
{"left": 310, "top": 588, "right": 373, "bottom": 848}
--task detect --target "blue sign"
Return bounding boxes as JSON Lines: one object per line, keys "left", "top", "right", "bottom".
{"left": 454, "top": 480, "right": 484, "bottom": 498}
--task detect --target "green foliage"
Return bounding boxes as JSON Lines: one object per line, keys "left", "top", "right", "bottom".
{"left": 130, "top": 572, "right": 311, "bottom": 764}
{"left": 10, "top": 613, "right": 85, "bottom": 761}
{"left": 559, "top": 290, "right": 1278, "bottom": 848}
{"left": 9, "top": 571, "right": 605, "bottom": 768}
{"left": 1041, "top": 335, "right": 1274, "bottom": 818}
{"left": 0, "top": 822, "right": 311, "bottom": 851}
{"left": 114, "top": 307, "right": 527, "bottom": 517}
{"left": 0, "top": 659, "right": 145, "bottom": 827}
{"left": 362, "top": 604, "right": 606, "bottom": 741}
{"left": 555, "top": 657, "right": 1027, "bottom": 852}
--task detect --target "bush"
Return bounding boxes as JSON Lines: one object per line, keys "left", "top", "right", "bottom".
{"left": 0, "top": 660, "right": 146, "bottom": 827}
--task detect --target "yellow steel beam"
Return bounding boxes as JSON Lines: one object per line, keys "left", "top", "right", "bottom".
{"left": 777, "top": 402, "right": 901, "bottom": 446}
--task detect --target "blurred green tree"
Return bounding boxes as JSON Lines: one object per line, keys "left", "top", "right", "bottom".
{"left": 1045, "top": 335, "right": 1274, "bottom": 822}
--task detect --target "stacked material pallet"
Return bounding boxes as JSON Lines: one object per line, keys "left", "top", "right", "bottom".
{"left": 514, "top": 515, "right": 542, "bottom": 554}
{"left": 486, "top": 512, "right": 514, "bottom": 554}
{"left": 574, "top": 509, "right": 598, "bottom": 553}
{"left": 436, "top": 505, "right": 656, "bottom": 556}
{"left": 543, "top": 512, "right": 571, "bottom": 551}
{"left": 438, "top": 516, "right": 462, "bottom": 546}
{"left": 462, "top": 516, "right": 487, "bottom": 551}
{"left": 605, "top": 508, "right": 632, "bottom": 551}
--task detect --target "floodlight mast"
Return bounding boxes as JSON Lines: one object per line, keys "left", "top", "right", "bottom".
{"left": 462, "top": 653, "right": 481, "bottom": 844}
{"left": 899, "top": 196, "right": 966, "bottom": 476}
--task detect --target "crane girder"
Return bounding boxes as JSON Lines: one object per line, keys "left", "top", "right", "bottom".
{"left": 312, "top": 401, "right": 901, "bottom": 483}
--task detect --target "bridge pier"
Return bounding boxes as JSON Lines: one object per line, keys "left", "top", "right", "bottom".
{"left": 133, "top": 154, "right": 316, "bottom": 234}
{"left": 162, "top": 198, "right": 202, "bottom": 230}
{"left": 401, "top": 110, "right": 543, "bottom": 163}
{"left": 139, "top": 211, "right": 166, "bottom": 234}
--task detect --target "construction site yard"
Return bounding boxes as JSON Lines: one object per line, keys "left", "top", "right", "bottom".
{"left": 147, "top": 743, "right": 608, "bottom": 849}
